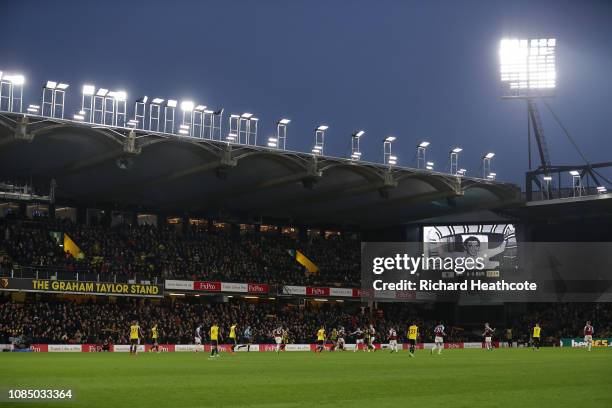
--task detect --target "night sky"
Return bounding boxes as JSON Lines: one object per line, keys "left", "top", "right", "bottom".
{"left": 1, "top": 0, "right": 611, "bottom": 187}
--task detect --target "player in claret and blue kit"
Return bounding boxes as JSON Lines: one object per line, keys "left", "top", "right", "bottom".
{"left": 431, "top": 322, "right": 446, "bottom": 355}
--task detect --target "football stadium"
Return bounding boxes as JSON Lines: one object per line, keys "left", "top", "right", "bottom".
{"left": 1, "top": 1, "right": 612, "bottom": 407}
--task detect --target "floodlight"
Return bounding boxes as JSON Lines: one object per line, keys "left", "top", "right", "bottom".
{"left": 268, "top": 137, "right": 278, "bottom": 142}
{"left": 354, "top": 130, "right": 365, "bottom": 138}
{"left": 426, "top": 161, "right": 434, "bottom": 166}
{"left": 179, "top": 124, "right": 189, "bottom": 130}
{"left": 6, "top": 74, "right": 25, "bottom": 85}
{"left": 352, "top": 152, "right": 362, "bottom": 157}
{"left": 484, "top": 152, "right": 495, "bottom": 159}
{"left": 45, "top": 81, "right": 57, "bottom": 89}
{"left": 419, "top": 141, "right": 430, "bottom": 148}
{"left": 195, "top": 105, "right": 206, "bottom": 111}
{"left": 151, "top": 98, "right": 164, "bottom": 104}
{"left": 181, "top": 101, "right": 194, "bottom": 111}
{"left": 27, "top": 104, "right": 39, "bottom": 113}
{"left": 57, "top": 83, "right": 69, "bottom": 90}
{"left": 278, "top": 118, "right": 291, "bottom": 125}
{"left": 78, "top": 110, "right": 85, "bottom": 115}
{"left": 543, "top": 176, "right": 552, "bottom": 181}
{"left": 452, "top": 147, "right": 463, "bottom": 153}
{"left": 230, "top": 114, "right": 240, "bottom": 119}
{"left": 73, "top": 113, "right": 85, "bottom": 121}
{"left": 499, "top": 38, "right": 556, "bottom": 96}
{"left": 96, "top": 88, "right": 109, "bottom": 97}
{"left": 136, "top": 96, "right": 148, "bottom": 103}
{"left": 384, "top": 136, "right": 396, "bottom": 142}
{"left": 167, "top": 99, "right": 177, "bottom": 108}
{"left": 114, "top": 91, "right": 127, "bottom": 101}
{"left": 83, "top": 85, "right": 95, "bottom": 95}
{"left": 241, "top": 112, "right": 253, "bottom": 119}
{"left": 569, "top": 170, "right": 580, "bottom": 176}
{"left": 317, "top": 125, "right": 329, "bottom": 131}
{"left": 597, "top": 186, "right": 607, "bottom": 193}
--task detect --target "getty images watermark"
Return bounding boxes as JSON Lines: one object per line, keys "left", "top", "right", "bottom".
{"left": 370, "top": 252, "right": 537, "bottom": 292}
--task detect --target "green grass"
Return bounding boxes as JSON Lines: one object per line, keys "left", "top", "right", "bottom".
{"left": 1, "top": 348, "right": 611, "bottom": 408}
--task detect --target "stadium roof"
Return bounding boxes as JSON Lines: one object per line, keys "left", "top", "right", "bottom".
{"left": 0, "top": 113, "right": 521, "bottom": 228}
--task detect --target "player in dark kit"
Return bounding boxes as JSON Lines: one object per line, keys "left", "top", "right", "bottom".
{"left": 584, "top": 321, "right": 594, "bottom": 352}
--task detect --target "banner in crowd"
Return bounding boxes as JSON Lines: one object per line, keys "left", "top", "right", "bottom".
{"left": 281, "top": 285, "right": 404, "bottom": 299}
{"left": 164, "top": 280, "right": 268, "bottom": 294}
{"left": 0, "top": 278, "right": 163, "bottom": 298}
{"left": 559, "top": 338, "right": 612, "bottom": 348}
{"left": 4, "top": 342, "right": 500, "bottom": 352}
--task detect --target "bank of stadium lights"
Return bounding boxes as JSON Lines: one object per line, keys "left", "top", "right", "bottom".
{"left": 275, "top": 118, "right": 290, "bottom": 150}
{"left": 27, "top": 104, "right": 40, "bottom": 114}
{"left": 351, "top": 130, "right": 365, "bottom": 161}
{"left": 597, "top": 186, "right": 607, "bottom": 195}
{"left": 311, "top": 125, "right": 328, "bottom": 155}
{"left": 42, "top": 81, "right": 69, "bottom": 118}
{"left": 499, "top": 38, "right": 556, "bottom": 97}
{"left": 450, "top": 147, "right": 462, "bottom": 175}
{"left": 416, "top": 141, "right": 430, "bottom": 169}
{"left": 457, "top": 168, "right": 467, "bottom": 177}
{"left": 383, "top": 136, "right": 397, "bottom": 166}
{"left": 483, "top": 152, "right": 495, "bottom": 179}
{"left": 426, "top": 161, "right": 434, "bottom": 171}
{"left": 487, "top": 172, "right": 497, "bottom": 180}
{"left": 0, "top": 72, "right": 25, "bottom": 113}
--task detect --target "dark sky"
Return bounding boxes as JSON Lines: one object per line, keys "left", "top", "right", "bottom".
{"left": 2, "top": 0, "right": 611, "bottom": 187}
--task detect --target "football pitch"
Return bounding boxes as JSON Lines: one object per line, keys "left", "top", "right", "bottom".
{"left": 1, "top": 348, "right": 611, "bottom": 408}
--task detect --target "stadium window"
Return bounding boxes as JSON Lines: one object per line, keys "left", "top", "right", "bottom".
{"left": 307, "top": 228, "right": 320, "bottom": 237}
{"left": 137, "top": 213, "right": 157, "bottom": 226}
{"left": 281, "top": 227, "right": 298, "bottom": 237}
{"left": 239, "top": 224, "right": 254, "bottom": 234}
{"left": 324, "top": 230, "right": 341, "bottom": 239}
{"left": 54, "top": 207, "right": 76, "bottom": 222}
{"left": 260, "top": 224, "right": 278, "bottom": 234}
{"left": 188, "top": 218, "right": 207, "bottom": 226}
{"left": 213, "top": 221, "right": 229, "bottom": 231}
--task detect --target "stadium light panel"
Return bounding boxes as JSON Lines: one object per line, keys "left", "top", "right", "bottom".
{"left": 45, "top": 81, "right": 57, "bottom": 89}
{"left": 241, "top": 112, "right": 253, "bottom": 119}
{"left": 543, "top": 176, "right": 552, "bottom": 181}
{"left": 384, "top": 136, "right": 396, "bottom": 142}
{"left": 452, "top": 147, "right": 463, "bottom": 153}
{"left": 426, "top": 161, "right": 434, "bottom": 166}
{"left": 73, "top": 113, "right": 85, "bottom": 121}
{"left": 96, "top": 88, "right": 109, "bottom": 97}
{"left": 151, "top": 98, "right": 164, "bottom": 104}
{"left": 204, "top": 110, "right": 214, "bottom": 114}
{"left": 5, "top": 74, "right": 25, "bottom": 85}
{"left": 597, "top": 186, "right": 607, "bottom": 193}
{"left": 180, "top": 101, "right": 194, "bottom": 111}
{"left": 569, "top": 170, "right": 580, "bottom": 176}
{"left": 82, "top": 85, "right": 95, "bottom": 95}
{"left": 354, "top": 130, "right": 365, "bottom": 138}
{"left": 499, "top": 37, "right": 556, "bottom": 96}
{"left": 484, "top": 152, "right": 495, "bottom": 159}
{"left": 57, "top": 83, "right": 69, "bottom": 90}
{"left": 195, "top": 105, "right": 206, "bottom": 111}
{"left": 167, "top": 99, "right": 177, "bottom": 108}
{"left": 317, "top": 125, "right": 329, "bottom": 131}
{"left": 278, "top": 118, "right": 291, "bottom": 125}
{"left": 419, "top": 141, "right": 430, "bottom": 148}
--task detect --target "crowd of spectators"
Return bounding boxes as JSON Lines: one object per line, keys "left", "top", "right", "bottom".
{"left": 3, "top": 295, "right": 605, "bottom": 347}
{"left": 0, "top": 296, "right": 436, "bottom": 345}
{"left": 0, "top": 217, "right": 360, "bottom": 287}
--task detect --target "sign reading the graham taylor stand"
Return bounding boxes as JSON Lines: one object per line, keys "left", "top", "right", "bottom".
{"left": 0, "top": 278, "right": 163, "bottom": 298}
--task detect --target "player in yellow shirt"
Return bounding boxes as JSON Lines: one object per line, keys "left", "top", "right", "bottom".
{"left": 129, "top": 320, "right": 144, "bottom": 356}
{"left": 532, "top": 323, "right": 541, "bottom": 351}
{"left": 210, "top": 322, "right": 222, "bottom": 358}
{"left": 229, "top": 323, "right": 237, "bottom": 353}
{"left": 407, "top": 322, "right": 418, "bottom": 357}
{"left": 315, "top": 326, "right": 326, "bottom": 353}
{"left": 151, "top": 323, "right": 159, "bottom": 353}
